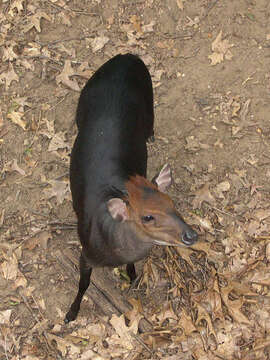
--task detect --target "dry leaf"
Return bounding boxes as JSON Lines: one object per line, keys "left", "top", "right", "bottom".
{"left": 215, "top": 180, "right": 230, "bottom": 199}
{"left": 48, "top": 131, "right": 68, "bottom": 151}
{"left": 185, "top": 135, "right": 200, "bottom": 151}
{"left": 125, "top": 298, "right": 143, "bottom": 327}
{"left": 192, "top": 214, "right": 215, "bottom": 234}
{"left": 90, "top": 36, "right": 109, "bottom": 52}
{"left": 44, "top": 179, "right": 70, "bottom": 205}
{"left": 220, "top": 284, "right": 250, "bottom": 324}
{"left": 209, "top": 30, "right": 233, "bottom": 65}
{"left": 56, "top": 60, "right": 80, "bottom": 91}
{"left": 109, "top": 314, "right": 136, "bottom": 350}
{"left": 23, "top": 11, "right": 51, "bottom": 33}
{"left": 47, "top": 334, "right": 80, "bottom": 356}
{"left": 179, "top": 311, "right": 196, "bottom": 335}
{"left": 7, "top": 111, "right": 27, "bottom": 130}
{"left": 176, "top": 0, "right": 185, "bottom": 10}
{"left": 0, "top": 63, "right": 19, "bottom": 89}
{"left": 142, "top": 21, "right": 155, "bottom": 33}
{"left": 192, "top": 183, "right": 216, "bottom": 208}
{"left": 76, "top": 62, "right": 93, "bottom": 79}
{"left": 9, "top": 0, "right": 24, "bottom": 14}
{"left": 253, "top": 208, "right": 270, "bottom": 221}
{"left": 2, "top": 41, "right": 18, "bottom": 61}
{"left": 196, "top": 303, "right": 216, "bottom": 336}
{"left": 0, "top": 253, "right": 18, "bottom": 280}
{"left": 3, "top": 159, "right": 26, "bottom": 176}
{"left": 266, "top": 242, "right": 270, "bottom": 262}
{"left": 0, "top": 309, "right": 12, "bottom": 324}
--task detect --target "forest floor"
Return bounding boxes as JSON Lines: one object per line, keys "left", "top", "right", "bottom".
{"left": 1, "top": 0, "right": 270, "bottom": 359}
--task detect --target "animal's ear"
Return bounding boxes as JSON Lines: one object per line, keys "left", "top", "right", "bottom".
{"left": 152, "top": 164, "right": 172, "bottom": 192}
{"left": 107, "top": 198, "right": 128, "bottom": 222}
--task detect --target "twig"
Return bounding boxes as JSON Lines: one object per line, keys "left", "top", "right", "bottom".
{"left": 130, "top": 332, "right": 154, "bottom": 356}
{"left": 38, "top": 35, "right": 95, "bottom": 47}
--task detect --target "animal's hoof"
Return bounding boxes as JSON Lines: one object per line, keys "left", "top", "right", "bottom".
{"left": 148, "top": 135, "right": 155, "bottom": 143}
{"left": 64, "top": 309, "right": 77, "bottom": 323}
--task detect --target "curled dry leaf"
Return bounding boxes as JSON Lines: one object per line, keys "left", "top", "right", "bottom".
{"left": 192, "top": 183, "right": 216, "bottom": 209}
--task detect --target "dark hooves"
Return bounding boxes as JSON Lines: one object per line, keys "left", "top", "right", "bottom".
{"left": 64, "top": 307, "right": 78, "bottom": 323}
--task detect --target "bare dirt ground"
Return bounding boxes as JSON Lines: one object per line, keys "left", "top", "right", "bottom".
{"left": 1, "top": 0, "right": 270, "bottom": 359}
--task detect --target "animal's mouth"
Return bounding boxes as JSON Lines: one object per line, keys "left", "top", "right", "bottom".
{"left": 153, "top": 239, "right": 188, "bottom": 248}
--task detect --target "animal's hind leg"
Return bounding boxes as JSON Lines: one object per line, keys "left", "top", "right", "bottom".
{"left": 65, "top": 254, "right": 92, "bottom": 323}
{"left": 126, "top": 263, "right": 136, "bottom": 282}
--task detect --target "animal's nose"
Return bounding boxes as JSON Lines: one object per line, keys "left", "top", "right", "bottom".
{"left": 181, "top": 228, "right": 198, "bottom": 246}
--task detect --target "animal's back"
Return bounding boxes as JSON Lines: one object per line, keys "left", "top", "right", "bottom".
{"left": 70, "top": 54, "right": 154, "bottom": 220}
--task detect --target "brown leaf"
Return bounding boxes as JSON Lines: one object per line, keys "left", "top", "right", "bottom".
{"left": 2, "top": 41, "right": 18, "bottom": 61}
{"left": 215, "top": 180, "right": 230, "bottom": 199}
{"left": 125, "top": 298, "right": 143, "bottom": 325}
{"left": 56, "top": 60, "right": 80, "bottom": 91}
{"left": 192, "top": 183, "right": 216, "bottom": 208}
{"left": 220, "top": 284, "right": 250, "bottom": 324}
{"left": 23, "top": 11, "right": 51, "bottom": 33}
{"left": 0, "top": 63, "right": 19, "bottom": 89}
{"left": 109, "top": 314, "right": 136, "bottom": 350}
{"left": 9, "top": 0, "right": 24, "bottom": 14}
{"left": 192, "top": 214, "right": 215, "bottom": 233}
{"left": 0, "top": 310, "right": 12, "bottom": 324}
{"left": 3, "top": 159, "right": 26, "bottom": 176}
{"left": 209, "top": 30, "right": 233, "bottom": 65}
{"left": 47, "top": 334, "right": 80, "bottom": 356}
{"left": 0, "top": 253, "right": 18, "bottom": 280}
{"left": 7, "top": 111, "right": 27, "bottom": 130}
{"left": 44, "top": 179, "right": 70, "bottom": 205}
{"left": 142, "top": 21, "right": 155, "bottom": 33}
{"left": 196, "top": 303, "right": 216, "bottom": 337}
{"left": 48, "top": 131, "right": 68, "bottom": 151}
{"left": 176, "top": 0, "right": 185, "bottom": 10}
{"left": 90, "top": 36, "right": 110, "bottom": 52}
{"left": 179, "top": 311, "right": 196, "bottom": 335}
{"left": 253, "top": 208, "right": 270, "bottom": 221}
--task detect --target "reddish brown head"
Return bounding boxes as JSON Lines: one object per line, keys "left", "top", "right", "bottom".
{"left": 107, "top": 164, "right": 198, "bottom": 247}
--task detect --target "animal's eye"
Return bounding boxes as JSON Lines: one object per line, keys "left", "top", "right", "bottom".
{"left": 142, "top": 215, "right": 154, "bottom": 223}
